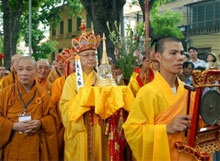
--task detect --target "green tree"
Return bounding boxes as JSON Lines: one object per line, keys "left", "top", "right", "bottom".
{"left": 0, "top": 36, "right": 3, "bottom": 53}
{"left": 150, "top": 10, "right": 183, "bottom": 39}
{"left": 137, "top": 0, "right": 183, "bottom": 39}
{"left": 20, "top": 0, "right": 83, "bottom": 61}
{"left": 1, "top": 0, "right": 44, "bottom": 69}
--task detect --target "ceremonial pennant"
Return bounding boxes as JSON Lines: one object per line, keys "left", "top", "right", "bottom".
{"left": 75, "top": 55, "right": 84, "bottom": 89}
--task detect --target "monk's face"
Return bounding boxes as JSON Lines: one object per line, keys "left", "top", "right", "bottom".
{"left": 36, "top": 61, "right": 50, "bottom": 80}
{"left": 156, "top": 41, "right": 184, "bottom": 75}
{"left": 17, "top": 59, "right": 36, "bottom": 87}
{"left": 79, "top": 50, "right": 96, "bottom": 71}
{"left": 52, "top": 60, "right": 56, "bottom": 69}
{"left": 55, "top": 59, "right": 65, "bottom": 70}
{"left": 0, "top": 66, "right": 5, "bottom": 78}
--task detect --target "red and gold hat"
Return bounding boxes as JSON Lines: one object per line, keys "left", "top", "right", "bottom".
{"left": 71, "top": 20, "right": 101, "bottom": 54}
{"left": 56, "top": 48, "right": 75, "bottom": 63}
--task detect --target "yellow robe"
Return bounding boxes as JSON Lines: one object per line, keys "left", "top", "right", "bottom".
{"left": 123, "top": 72, "right": 195, "bottom": 161}
{"left": 128, "top": 67, "right": 155, "bottom": 96}
{"left": 47, "top": 68, "right": 63, "bottom": 84}
{"left": 59, "top": 71, "right": 110, "bottom": 161}
{"left": 0, "top": 81, "right": 59, "bottom": 161}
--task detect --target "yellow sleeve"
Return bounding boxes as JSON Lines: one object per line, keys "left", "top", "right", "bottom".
{"left": 123, "top": 86, "right": 171, "bottom": 161}
{"left": 59, "top": 74, "right": 78, "bottom": 126}
{"left": 128, "top": 72, "right": 140, "bottom": 96}
{"left": 59, "top": 73, "right": 91, "bottom": 127}
{"left": 58, "top": 73, "right": 89, "bottom": 161}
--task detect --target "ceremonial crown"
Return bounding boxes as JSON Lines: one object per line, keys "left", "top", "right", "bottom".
{"left": 56, "top": 48, "right": 75, "bottom": 63}
{"left": 71, "top": 20, "right": 101, "bottom": 54}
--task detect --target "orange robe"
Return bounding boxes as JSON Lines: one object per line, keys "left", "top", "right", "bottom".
{"left": 51, "top": 75, "right": 66, "bottom": 161}
{"left": 47, "top": 68, "right": 63, "bottom": 84}
{"left": 0, "top": 78, "right": 4, "bottom": 91}
{"left": 1, "top": 71, "right": 17, "bottom": 90}
{"left": 35, "top": 78, "right": 52, "bottom": 95}
{"left": 0, "top": 81, "right": 59, "bottom": 161}
{"left": 51, "top": 76, "right": 65, "bottom": 105}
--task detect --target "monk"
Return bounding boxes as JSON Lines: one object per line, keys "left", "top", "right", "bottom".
{"left": 1, "top": 54, "right": 23, "bottom": 89}
{"left": 36, "top": 59, "right": 51, "bottom": 94}
{"left": 0, "top": 56, "right": 58, "bottom": 161}
{"left": 51, "top": 50, "right": 75, "bottom": 161}
{"left": 51, "top": 60, "right": 56, "bottom": 70}
{"left": 128, "top": 42, "right": 160, "bottom": 96}
{"left": 123, "top": 36, "right": 195, "bottom": 161}
{"left": 51, "top": 59, "right": 75, "bottom": 107}
{"left": 59, "top": 21, "right": 114, "bottom": 160}
{"left": 47, "top": 57, "right": 65, "bottom": 84}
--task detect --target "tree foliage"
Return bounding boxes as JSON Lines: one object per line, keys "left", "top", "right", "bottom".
{"left": 19, "top": 0, "right": 83, "bottom": 61}
{"left": 150, "top": 10, "right": 183, "bottom": 39}
{"left": 136, "top": 0, "right": 183, "bottom": 39}
{"left": 149, "top": 0, "right": 183, "bottom": 39}
{"left": 0, "top": 36, "right": 3, "bottom": 53}
{"left": 1, "top": 0, "right": 46, "bottom": 69}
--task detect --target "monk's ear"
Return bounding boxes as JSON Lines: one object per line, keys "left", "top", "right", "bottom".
{"left": 155, "top": 52, "right": 161, "bottom": 63}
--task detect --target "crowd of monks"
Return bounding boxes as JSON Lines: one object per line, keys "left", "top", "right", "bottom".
{"left": 0, "top": 22, "right": 219, "bottom": 161}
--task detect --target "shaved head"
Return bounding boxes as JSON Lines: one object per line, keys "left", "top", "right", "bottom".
{"left": 0, "top": 66, "right": 5, "bottom": 78}
{"left": 37, "top": 59, "right": 50, "bottom": 68}
{"left": 11, "top": 54, "right": 23, "bottom": 71}
{"left": 11, "top": 54, "right": 23, "bottom": 62}
{"left": 17, "top": 56, "right": 36, "bottom": 68}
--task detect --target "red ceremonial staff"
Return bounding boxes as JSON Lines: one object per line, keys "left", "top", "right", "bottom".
{"left": 145, "top": 0, "right": 150, "bottom": 83}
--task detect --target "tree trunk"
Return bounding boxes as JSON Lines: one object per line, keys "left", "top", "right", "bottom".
{"left": 80, "top": 0, "right": 126, "bottom": 63}
{"left": 2, "top": 0, "right": 12, "bottom": 70}
{"left": 32, "top": 46, "right": 38, "bottom": 61}
{"left": 2, "top": 0, "right": 23, "bottom": 70}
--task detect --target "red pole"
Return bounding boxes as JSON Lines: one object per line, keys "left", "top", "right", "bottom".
{"left": 145, "top": 0, "right": 150, "bottom": 83}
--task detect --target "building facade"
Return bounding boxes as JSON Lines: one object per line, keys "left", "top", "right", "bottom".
{"left": 50, "top": 5, "right": 91, "bottom": 57}
{"left": 159, "top": 0, "right": 220, "bottom": 60}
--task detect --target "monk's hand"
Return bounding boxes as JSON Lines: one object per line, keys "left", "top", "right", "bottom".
{"left": 24, "top": 120, "right": 41, "bottom": 135}
{"left": 141, "top": 59, "right": 151, "bottom": 72}
{"left": 166, "top": 115, "right": 191, "bottom": 134}
{"left": 139, "top": 59, "right": 151, "bottom": 81}
{"left": 13, "top": 122, "right": 31, "bottom": 133}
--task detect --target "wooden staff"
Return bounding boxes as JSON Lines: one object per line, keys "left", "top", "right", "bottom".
{"left": 145, "top": 0, "right": 150, "bottom": 83}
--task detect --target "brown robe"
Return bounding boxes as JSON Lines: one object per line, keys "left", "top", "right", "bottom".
{"left": 35, "top": 78, "right": 52, "bottom": 95}
{"left": 1, "top": 71, "right": 17, "bottom": 90}
{"left": 0, "top": 81, "right": 59, "bottom": 161}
